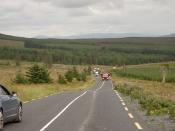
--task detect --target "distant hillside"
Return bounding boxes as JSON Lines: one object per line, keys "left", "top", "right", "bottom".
{"left": 0, "top": 33, "right": 175, "bottom": 65}
{"left": 163, "top": 33, "right": 175, "bottom": 37}
{"left": 67, "top": 33, "right": 147, "bottom": 39}
{"left": 0, "top": 33, "right": 27, "bottom": 41}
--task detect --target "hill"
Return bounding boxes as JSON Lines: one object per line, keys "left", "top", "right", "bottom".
{"left": 0, "top": 33, "right": 27, "bottom": 41}
{"left": 0, "top": 33, "right": 175, "bottom": 65}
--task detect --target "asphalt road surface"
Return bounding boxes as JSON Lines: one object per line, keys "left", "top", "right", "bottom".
{"left": 4, "top": 78, "right": 152, "bottom": 131}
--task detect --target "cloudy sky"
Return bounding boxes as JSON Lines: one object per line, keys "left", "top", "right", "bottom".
{"left": 0, "top": 0, "right": 175, "bottom": 37}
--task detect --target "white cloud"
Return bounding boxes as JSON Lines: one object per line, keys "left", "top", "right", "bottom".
{"left": 0, "top": 0, "right": 175, "bottom": 37}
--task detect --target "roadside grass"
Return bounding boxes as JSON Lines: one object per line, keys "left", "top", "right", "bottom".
{"left": 114, "top": 83, "right": 175, "bottom": 121}
{"left": 7, "top": 76, "right": 94, "bottom": 102}
{"left": 112, "top": 62, "right": 175, "bottom": 83}
{"left": 0, "top": 61, "right": 95, "bottom": 102}
{"left": 113, "top": 76, "right": 175, "bottom": 102}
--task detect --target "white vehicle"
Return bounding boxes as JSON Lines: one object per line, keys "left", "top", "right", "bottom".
{"left": 95, "top": 71, "right": 99, "bottom": 76}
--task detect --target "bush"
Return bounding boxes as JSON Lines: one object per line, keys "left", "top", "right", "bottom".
{"left": 65, "top": 70, "right": 73, "bottom": 82}
{"left": 81, "top": 72, "right": 87, "bottom": 82}
{"left": 64, "top": 66, "right": 88, "bottom": 82}
{"left": 58, "top": 75, "right": 67, "bottom": 84}
{"left": 15, "top": 73, "right": 28, "bottom": 84}
{"left": 72, "top": 66, "right": 79, "bottom": 78}
{"left": 26, "top": 64, "right": 52, "bottom": 84}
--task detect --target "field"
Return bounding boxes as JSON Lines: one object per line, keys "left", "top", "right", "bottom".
{"left": 0, "top": 60, "right": 95, "bottom": 102}
{"left": 113, "top": 62, "right": 175, "bottom": 83}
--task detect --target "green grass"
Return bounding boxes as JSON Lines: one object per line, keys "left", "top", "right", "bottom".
{"left": 113, "top": 62, "right": 175, "bottom": 83}
{"left": 114, "top": 84, "right": 175, "bottom": 121}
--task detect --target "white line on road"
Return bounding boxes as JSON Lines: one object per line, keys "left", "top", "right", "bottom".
{"left": 95, "top": 81, "right": 105, "bottom": 92}
{"left": 122, "top": 102, "right": 126, "bottom": 106}
{"left": 135, "top": 122, "right": 143, "bottom": 130}
{"left": 120, "top": 99, "right": 124, "bottom": 102}
{"left": 124, "top": 107, "right": 128, "bottom": 111}
{"left": 40, "top": 91, "right": 87, "bottom": 131}
{"left": 128, "top": 113, "right": 134, "bottom": 118}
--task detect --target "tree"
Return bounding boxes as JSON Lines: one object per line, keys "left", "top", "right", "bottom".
{"left": 26, "top": 64, "right": 52, "bottom": 83}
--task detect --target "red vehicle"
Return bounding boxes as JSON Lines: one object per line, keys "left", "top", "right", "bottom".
{"left": 101, "top": 73, "right": 110, "bottom": 81}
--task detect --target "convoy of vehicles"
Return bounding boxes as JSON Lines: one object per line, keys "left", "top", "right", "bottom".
{"left": 93, "top": 67, "right": 110, "bottom": 81}
{"left": 0, "top": 85, "right": 22, "bottom": 130}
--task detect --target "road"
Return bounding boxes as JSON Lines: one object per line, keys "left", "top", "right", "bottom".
{"left": 4, "top": 78, "right": 152, "bottom": 131}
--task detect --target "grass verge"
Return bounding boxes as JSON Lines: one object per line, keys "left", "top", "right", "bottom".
{"left": 7, "top": 76, "right": 94, "bottom": 102}
{"left": 114, "top": 83, "right": 175, "bottom": 122}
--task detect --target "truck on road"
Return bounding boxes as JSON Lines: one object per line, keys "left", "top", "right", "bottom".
{"left": 101, "top": 73, "right": 110, "bottom": 81}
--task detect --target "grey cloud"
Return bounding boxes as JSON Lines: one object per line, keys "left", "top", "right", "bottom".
{"left": 0, "top": 0, "right": 175, "bottom": 37}
{"left": 34, "top": 0, "right": 95, "bottom": 8}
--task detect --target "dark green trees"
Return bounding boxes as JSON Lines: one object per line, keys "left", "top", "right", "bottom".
{"left": 26, "top": 64, "right": 52, "bottom": 83}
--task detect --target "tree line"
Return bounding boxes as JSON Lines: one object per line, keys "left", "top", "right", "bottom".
{"left": 0, "top": 39, "right": 175, "bottom": 66}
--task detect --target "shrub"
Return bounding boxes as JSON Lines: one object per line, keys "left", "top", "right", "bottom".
{"left": 15, "top": 73, "right": 28, "bottom": 84}
{"left": 72, "top": 66, "right": 79, "bottom": 78}
{"left": 58, "top": 75, "right": 67, "bottom": 84}
{"left": 26, "top": 64, "right": 52, "bottom": 84}
{"left": 81, "top": 72, "right": 87, "bottom": 82}
{"left": 65, "top": 70, "right": 73, "bottom": 82}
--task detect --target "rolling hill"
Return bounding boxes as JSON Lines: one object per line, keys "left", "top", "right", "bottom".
{"left": 0, "top": 33, "right": 175, "bottom": 65}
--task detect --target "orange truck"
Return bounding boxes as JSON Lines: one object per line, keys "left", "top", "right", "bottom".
{"left": 101, "top": 73, "right": 110, "bottom": 81}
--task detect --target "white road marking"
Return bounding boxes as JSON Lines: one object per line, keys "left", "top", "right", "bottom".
{"left": 122, "top": 102, "right": 126, "bottom": 106}
{"left": 117, "top": 95, "right": 122, "bottom": 99}
{"left": 120, "top": 99, "right": 124, "bottom": 102}
{"left": 114, "top": 84, "right": 143, "bottom": 130}
{"left": 40, "top": 91, "right": 87, "bottom": 131}
{"left": 95, "top": 81, "right": 105, "bottom": 92}
{"left": 128, "top": 113, "right": 134, "bottom": 118}
{"left": 135, "top": 122, "right": 143, "bottom": 130}
{"left": 124, "top": 107, "right": 128, "bottom": 111}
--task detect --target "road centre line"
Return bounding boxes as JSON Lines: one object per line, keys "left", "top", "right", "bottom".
{"left": 40, "top": 91, "right": 87, "bottom": 131}
{"left": 95, "top": 81, "right": 105, "bottom": 92}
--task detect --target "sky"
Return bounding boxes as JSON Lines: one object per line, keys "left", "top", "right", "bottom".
{"left": 0, "top": 0, "right": 175, "bottom": 38}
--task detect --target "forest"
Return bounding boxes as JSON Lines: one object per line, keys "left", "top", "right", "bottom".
{"left": 0, "top": 33, "right": 175, "bottom": 66}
